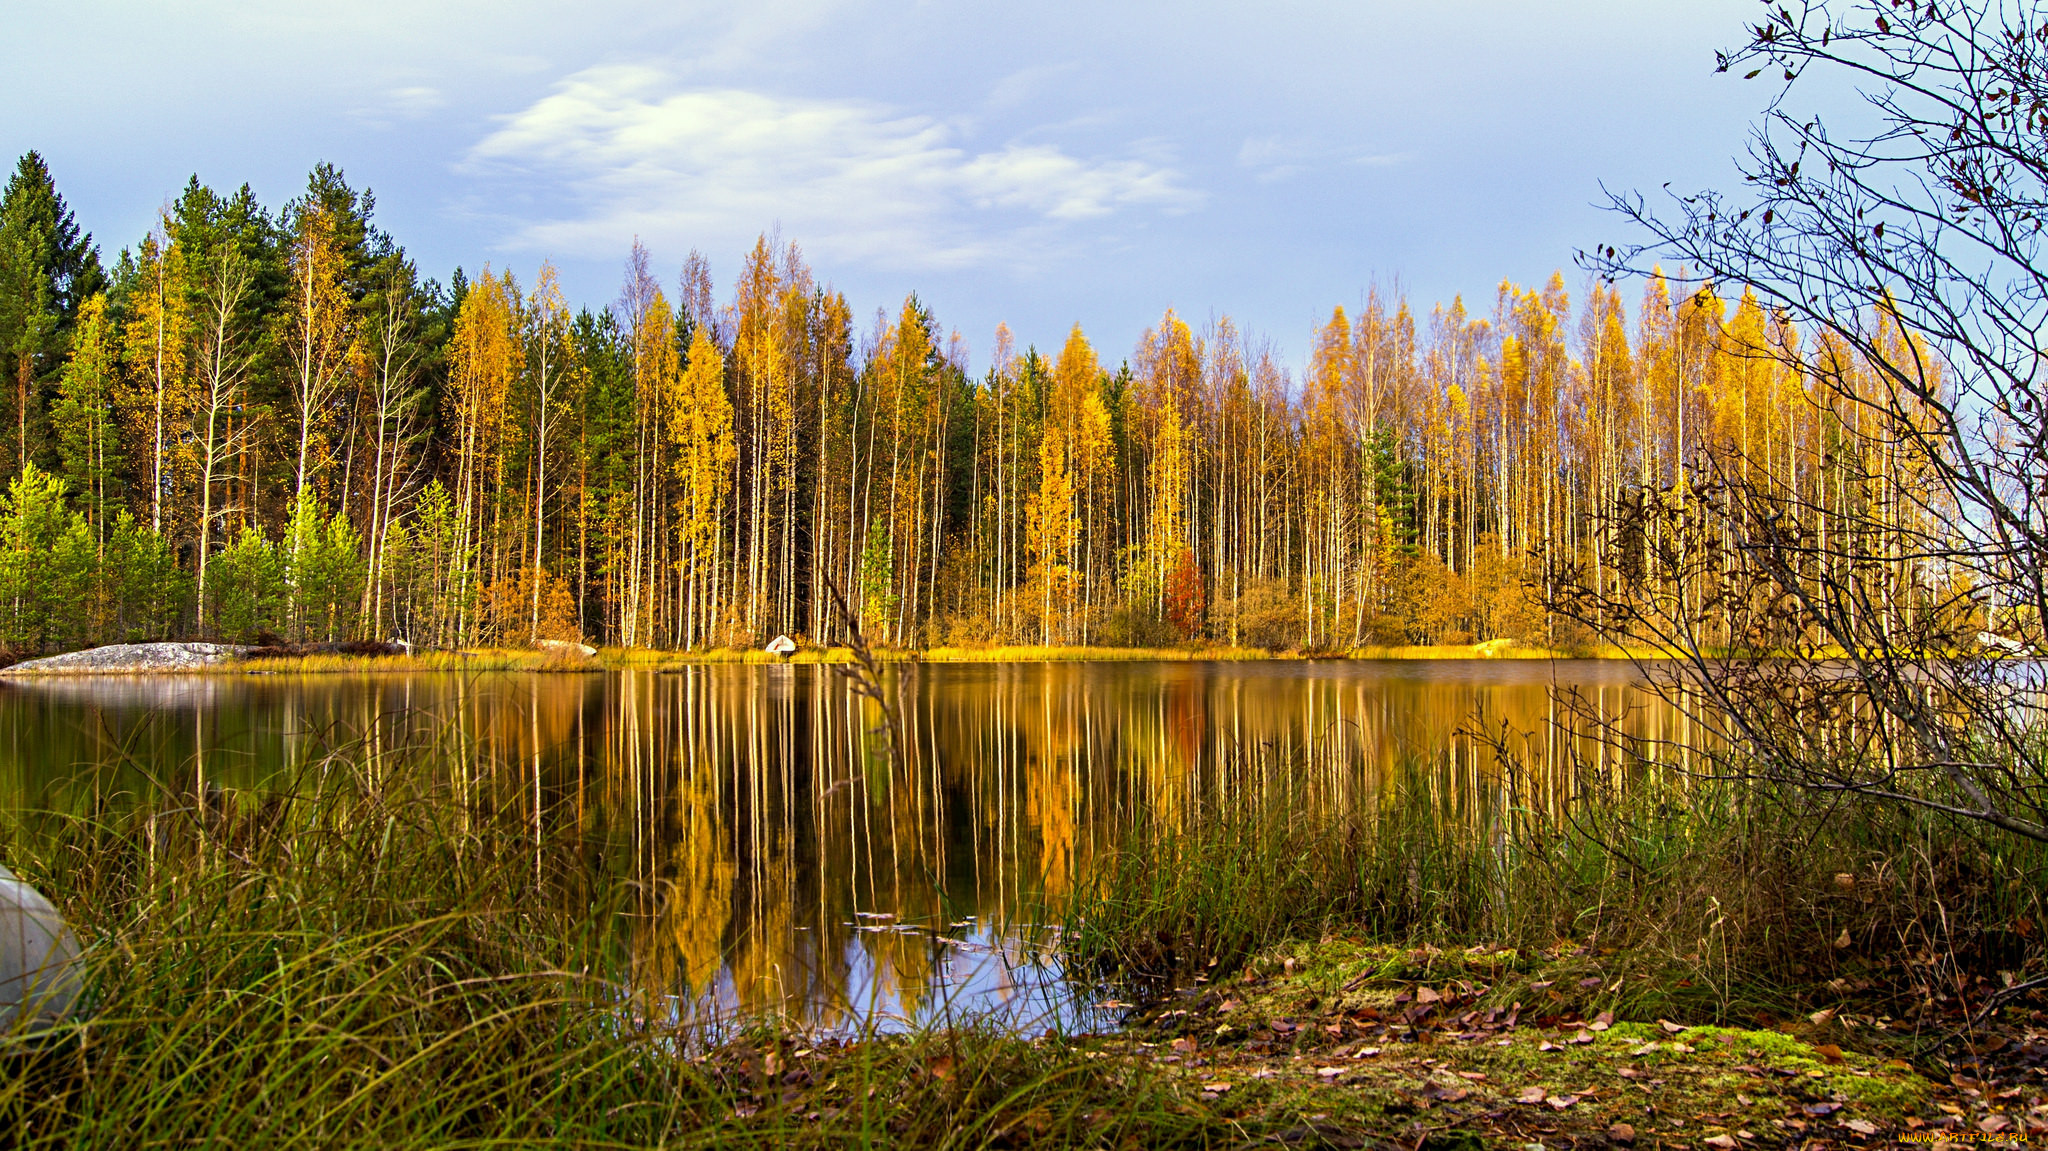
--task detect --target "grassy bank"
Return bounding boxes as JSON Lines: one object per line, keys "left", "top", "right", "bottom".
{"left": 0, "top": 753, "right": 1228, "bottom": 1148}
{"left": 0, "top": 738, "right": 2036, "bottom": 1145}
{"left": 2, "top": 639, "right": 1673, "bottom": 676}
{"left": 609, "top": 643, "right": 1278, "bottom": 667}
{"left": 602, "top": 640, "right": 1648, "bottom": 667}
{"left": 235, "top": 647, "right": 601, "bottom": 674}
{"left": 1048, "top": 756, "right": 2048, "bottom": 1142}
{"left": 1058, "top": 757, "right": 2048, "bottom": 1025}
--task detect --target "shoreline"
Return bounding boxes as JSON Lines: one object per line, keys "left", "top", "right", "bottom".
{"left": 0, "top": 640, "right": 1674, "bottom": 676}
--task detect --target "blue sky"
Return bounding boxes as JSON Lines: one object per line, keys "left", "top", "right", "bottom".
{"left": 7, "top": 0, "right": 1764, "bottom": 370}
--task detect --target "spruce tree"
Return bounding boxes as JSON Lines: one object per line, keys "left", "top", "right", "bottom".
{"left": 0, "top": 152, "right": 104, "bottom": 473}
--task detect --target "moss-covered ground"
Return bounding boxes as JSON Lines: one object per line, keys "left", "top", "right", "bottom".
{"left": 1064, "top": 938, "right": 2047, "bottom": 1149}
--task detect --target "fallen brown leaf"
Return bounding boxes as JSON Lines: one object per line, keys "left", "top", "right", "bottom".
{"left": 1813, "top": 1043, "right": 1844, "bottom": 1064}
{"left": 1546, "top": 1094, "right": 1578, "bottom": 1110}
{"left": 1423, "top": 1081, "right": 1470, "bottom": 1102}
{"left": 1659, "top": 1019, "right": 1688, "bottom": 1035}
{"left": 1803, "top": 1102, "right": 1842, "bottom": 1116}
{"left": 1606, "top": 1121, "right": 1637, "bottom": 1145}
{"left": 1516, "top": 1086, "right": 1547, "bottom": 1104}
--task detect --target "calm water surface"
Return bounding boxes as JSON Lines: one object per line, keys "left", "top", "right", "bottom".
{"left": 0, "top": 660, "right": 1696, "bottom": 1033}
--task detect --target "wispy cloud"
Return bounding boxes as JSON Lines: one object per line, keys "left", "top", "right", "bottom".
{"left": 386, "top": 86, "right": 446, "bottom": 117}
{"left": 463, "top": 64, "right": 1200, "bottom": 269}
{"left": 348, "top": 84, "right": 449, "bottom": 130}
{"left": 1237, "top": 135, "right": 1407, "bottom": 183}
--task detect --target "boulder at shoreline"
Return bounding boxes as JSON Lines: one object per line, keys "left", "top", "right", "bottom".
{"left": 1, "top": 642, "right": 249, "bottom": 675}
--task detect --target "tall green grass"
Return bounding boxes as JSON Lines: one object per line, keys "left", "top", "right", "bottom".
{"left": 0, "top": 746, "right": 1221, "bottom": 1148}
{"left": 1, "top": 716, "right": 2036, "bottom": 1144}
{"left": 1056, "top": 749, "right": 2048, "bottom": 1025}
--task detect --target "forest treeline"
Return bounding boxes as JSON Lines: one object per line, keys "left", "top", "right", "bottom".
{"left": 0, "top": 151, "right": 1953, "bottom": 655}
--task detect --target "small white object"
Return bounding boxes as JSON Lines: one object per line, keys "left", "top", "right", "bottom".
{"left": 765, "top": 635, "right": 798, "bottom": 656}
{"left": 0, "top": 864, "right": 82, "bottom": 1033}
{"left": 536, "top": 638, "right": 598, "bottom": 658}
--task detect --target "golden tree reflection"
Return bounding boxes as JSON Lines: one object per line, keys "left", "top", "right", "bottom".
{"left": 0, "top": 662, "right": 1694, "bottom": 1027}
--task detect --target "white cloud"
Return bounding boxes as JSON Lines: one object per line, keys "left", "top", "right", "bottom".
{"left": 1237, "top": 135, "right": 1406, "bottom": 183}
{"left": 348, "top": 84, "right": 450, "bottom": 130}
{"left": 462, "top": 64, "right": 1200, "bottom": 269}
{"left": 386, "top": 86, "right": 446, "bottom": 117}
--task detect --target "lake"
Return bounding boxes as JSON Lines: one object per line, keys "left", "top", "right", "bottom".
{"left": 0, "top": 660, "right": 1696, "bottom": 1035}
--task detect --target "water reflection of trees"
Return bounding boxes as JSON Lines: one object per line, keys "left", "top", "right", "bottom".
{"left": 0, "top": 664, "right": 1698, "bottom": 1025}
{"left": 575, "top": 664, "right": 1696, "bottom": 1024}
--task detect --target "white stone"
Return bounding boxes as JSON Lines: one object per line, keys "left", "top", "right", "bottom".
{"left": 537, "top": 639, "right": 598, "bottom": 658}
{"left": 0, "top": 864, "right": 82, "bottom": 1033}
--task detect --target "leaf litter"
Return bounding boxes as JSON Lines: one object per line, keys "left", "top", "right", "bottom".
{"left": 1080, "top": 937, "right": 2047, "bottom": 1148}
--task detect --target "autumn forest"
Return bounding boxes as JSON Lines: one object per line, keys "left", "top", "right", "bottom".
{"left": 0, "top": 151, "right": 1941, "bottom": 657}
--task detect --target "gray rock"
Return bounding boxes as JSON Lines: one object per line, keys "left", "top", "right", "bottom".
{"left": 2, "top": 642, "right": 249, "bottom": 674}
{"left": 0, "top": 865, "right": 82, "bottom": 1033}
